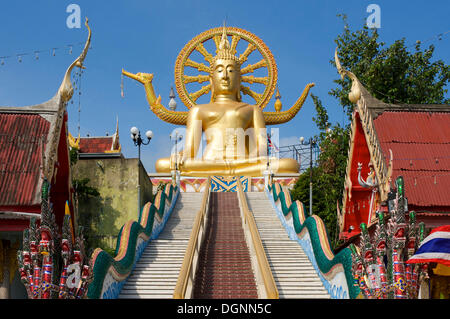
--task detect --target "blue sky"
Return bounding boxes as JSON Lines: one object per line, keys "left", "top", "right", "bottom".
{"left": 1, "top": 0, "right": 449, "bottom": 173}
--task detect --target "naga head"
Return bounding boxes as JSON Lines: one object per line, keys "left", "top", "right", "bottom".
{"left": 61, "top": 213, "right": 73, "bottom": 265}
{"left": 406, "top": 211, "right": 417, "bottom": 257}
{"left": 374, "top": 211, "right": 388, "bottom": 256}
{"left": 349, "top": 244, "right": 364, "bottom": 277}
{"left": 359, "top": 223, "right": 375, "bottom": 265}
{"left": 38, "top": 226, "right": 53, "bottom": 256}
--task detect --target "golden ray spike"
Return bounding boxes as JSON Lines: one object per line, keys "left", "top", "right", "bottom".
{"left": 184, "top": 59, "right": 210, "bottom": 73}
{"left": 195, "top": 43, "right": 213, "bottom": 64}
{"left": 213, "top": 35, "right": 222, "bottom": 54}
{"left": 240, "top": 59, "right": 267, "bottom": 75}
{"left": 183, "top": 74, "right": 210, "bottom": 84}
{"left": 230, "top": 35, "right": 240, "bottom": 56}
{"left": 189, "top": 83, "right": 211, "bottom": 102}
{"left": 238, "top": 43, "right": 256, "bottom": 64}
{"left": 240, "top": 85, "right": 262, "bottom": 102}
{"left": 241, "top": 75, "right": 269, "bottom": 85}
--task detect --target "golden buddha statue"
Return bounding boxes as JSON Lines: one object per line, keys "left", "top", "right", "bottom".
{"left": 123, "top": 26, "right": 314, "bottom": 177}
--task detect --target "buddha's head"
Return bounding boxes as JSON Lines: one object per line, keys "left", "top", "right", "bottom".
{"left": 210, "top": 27, "right": 242, "bottom": 102}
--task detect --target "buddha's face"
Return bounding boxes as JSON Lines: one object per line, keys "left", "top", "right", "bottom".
{"left": 211, "top": 58, "right": 240, "bottom": 100}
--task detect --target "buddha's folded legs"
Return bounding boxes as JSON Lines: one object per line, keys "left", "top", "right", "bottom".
{"left": 155, "top": 156, "right": 299, "bottom": 177}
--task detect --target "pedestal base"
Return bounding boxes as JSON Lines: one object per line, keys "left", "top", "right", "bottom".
{"left": 149, "top": 173, "right": 300, "bottom": 193}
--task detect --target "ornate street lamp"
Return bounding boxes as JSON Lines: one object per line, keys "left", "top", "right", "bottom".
{"left": 300, "top": 136, "right": 316, "bottom": 216}
{"left": 130, "top": 126, "right": 153, "bottom": 214}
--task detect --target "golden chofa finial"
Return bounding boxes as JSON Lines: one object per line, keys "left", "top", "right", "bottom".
{"left": 274, "top": 86, "right": 282, "bottom": 112}
{"left": 58, "top": 17, "right": 91, "bottom": 103}
{"left": 334, "top": 48, "right": 361, "bottom": 103}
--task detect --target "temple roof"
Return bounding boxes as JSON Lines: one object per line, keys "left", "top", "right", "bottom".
{"left": 335, "top": 49, "right": 450, "bottom": 240}
{"left": 78, "top": 136, "right": 117, "bottom": 153}
{"left": 0, "top": 112, "right": 50, "bottom": 207}
{"left": 68, "top": 119, "right": 121, "bottom": 156}
{"left": 0, "top": 95, "right": 66, "bottom": 208}
{"left": 374, "top": 110, "right": 450, "bottom": 210}
{"left": 0, "top": 19, "right": 91, "bottom": 212}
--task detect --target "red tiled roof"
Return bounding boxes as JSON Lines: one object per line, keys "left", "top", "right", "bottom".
{"left": 78, "top": 136, "right": 114, "bottom": 153}
{"left": 0, "top": 113, "right": 50, "bottom": 206}
{"left": 374, "top": 111, "right": 450, "bottom": 209}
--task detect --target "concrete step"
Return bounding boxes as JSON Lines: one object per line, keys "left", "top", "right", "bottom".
{"left": 118, "top": 193, "right": 203, "bottom": 299}
{"left": 245, "top": 192, "right": 330, "bottom": 299}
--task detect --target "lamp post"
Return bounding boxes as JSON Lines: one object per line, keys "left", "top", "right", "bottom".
{"left": 300, "top": 136, "right": 316, "bottom": 216}
{"left": 170, "top": 130, "right": 183, "bottom": 186}
{"left": 130, "top": 126, "right": 153, "bottom": 215}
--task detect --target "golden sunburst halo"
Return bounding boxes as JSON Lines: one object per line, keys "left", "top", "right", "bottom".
{"left": 174, "top": 27, "right": 278, "bottom": 109}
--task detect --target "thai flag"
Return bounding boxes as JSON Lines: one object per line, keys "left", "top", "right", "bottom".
{"left": 267, "top": 136, "right": 279, "bottom": 152}
{"left": 407, "top": 225, "right": 450, "bottom": 266}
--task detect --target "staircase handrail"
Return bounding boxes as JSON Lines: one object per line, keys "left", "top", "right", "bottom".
{"left": 87, "top": 183, "right": 179, "bottom": 299}
{"left": 267, "top": 182, "right": 359, "bottom": 299}
{"left": 173, "top": 177, "right": 211, "bottom": 299}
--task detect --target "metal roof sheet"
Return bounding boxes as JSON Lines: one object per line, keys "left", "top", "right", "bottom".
{"left": 374, "top": 111, "right": 450, "bottom": 208}
{"left": 375, "top": 111, "right": 450, "bottom": 144}
{"left": 79, "top": 136, "right": 114, "bottom": 153}
{"left": 0, "top": 113, "right": 50, "bottom": 206}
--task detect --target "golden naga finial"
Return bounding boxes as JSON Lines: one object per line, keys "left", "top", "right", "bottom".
{"left": 263, "top": 83, "right": 315, "bottom": 124}
{"left": 57, "top": 17, "right": 92, "bottom": 103}
{"left": 121, "top": 69, "right": 188, "bottom": 126}
{"left": 334, "top": 48, "right": 361, "bottom": 103}
{"left": 68, "top": 132, "right": 80, "bottom": 149}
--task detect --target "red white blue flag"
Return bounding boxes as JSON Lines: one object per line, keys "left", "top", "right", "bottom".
{"left": 407, "top": 225, "right": 450, "bottom": 266}
{"left": 267, "top": 136, "right": 279, "bottom": 152}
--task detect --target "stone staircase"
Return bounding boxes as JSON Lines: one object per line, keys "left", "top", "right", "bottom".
{"left": 118, "top": 192, "right": 204, "bottom": 299}
{"left": 246, "top": 192, "right": 330, "bottom": 299}
{"left": 193, "top": 192, "right": 258, "bottom": 299}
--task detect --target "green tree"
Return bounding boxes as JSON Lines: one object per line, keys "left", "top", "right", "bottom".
{"left": 331, "top": 14, "right": 450, "bottom": 120}
{"left": 291, "top": 15, "right": 449, "bottom": 249}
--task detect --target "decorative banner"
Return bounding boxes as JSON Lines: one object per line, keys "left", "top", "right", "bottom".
{"left": 210, "top": 176, "right": 250, "bottom": 192}
{"left": 151, "top": 176, "right": 298, "bottom": 192}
